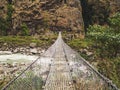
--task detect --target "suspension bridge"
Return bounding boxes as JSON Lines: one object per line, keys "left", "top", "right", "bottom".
{"left": 2, "top": 32, "right": 119, "bottom": 90}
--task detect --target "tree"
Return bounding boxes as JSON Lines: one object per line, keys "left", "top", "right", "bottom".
{"left": 87, "top": 13, "right": 120, "bottom": 58}
{"left": 6, "top": 4, "right": 13, "bottom": 27}
{"left": 0, "top": 17, "right": 8, "bottom": 35}
{"left": 109, "top": 13, "right": 120, "bottom": 34}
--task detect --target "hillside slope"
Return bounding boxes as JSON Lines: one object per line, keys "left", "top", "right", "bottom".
{"left": 0, "top": 0, "right": 84, "bottom": 38}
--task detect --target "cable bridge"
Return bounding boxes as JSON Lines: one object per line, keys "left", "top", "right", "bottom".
{"left": 2, "top": 32, "right": 119, "bottom": 90}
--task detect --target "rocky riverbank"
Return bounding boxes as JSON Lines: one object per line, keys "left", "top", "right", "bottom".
{"left": 0, "top": 42, "right": 45, "bottom": 55}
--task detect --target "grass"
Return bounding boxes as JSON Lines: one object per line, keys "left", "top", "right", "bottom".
{"left": 67, "top": 38, "right": 93, "bottom": 50}
{"left": 0, "top": 35, "right": 57, "bottom": 48}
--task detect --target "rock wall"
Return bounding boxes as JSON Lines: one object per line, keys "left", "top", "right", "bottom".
{"left": 0, "top": 0, "right": 8, "bottom": 18}
{"left": 81, "top": 0, "right": 120, "bottom": 28}
{"left": 1, "top": 0, "right": 84, "bottom": 38}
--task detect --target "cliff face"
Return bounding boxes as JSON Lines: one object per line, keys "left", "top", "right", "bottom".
{"left": 0, "top": 0, "right": 7, "bottom": 18}
{"left": 0, "top": 0, "right": 120, "bottom": 37}
{"left": 81, "top": 0, "right": 120, "bottom": 28}
{"left": 0, "top": 0, "right": 84, "bottom": 38}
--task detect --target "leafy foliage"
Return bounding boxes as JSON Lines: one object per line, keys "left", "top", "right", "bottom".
{"left": 0, "top": 18, "right": 8, "bottom": 35}
{"left": 87, "top": 13, "right": 120, "bottom": 58}
{"left": 109, "top": 13, "right": 120, "bottom": 34}
{"left": 97, "top": 58, "right": 120, "bottom": 88}
{"left": 21, "top": 23, "right": 29, "bottom": 36}
{"left": 6, "top": 4, "right": 13, "bottom": 22}
{"left": 0, "top": 4, "right": 13, "bottom": 35}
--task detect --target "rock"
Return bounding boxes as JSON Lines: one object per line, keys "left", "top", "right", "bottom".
{"left": 30, "top": 43, "right": 37, "bottom": 48}
{"left": 6, "top": 63, "right": 13, "bottom": 68}
{"left": 19, "top": 62, "right": 25, "bottom": 66}
{"left": 12, "top": 62, "right": 18, "bottom": 67}
{"left": 86, "top": 52, "right": 94, "bottom": 56}
{"left": 41, "top": 49, "right": 45, "bottom": 53}
{"left": 26, "top": 46, "right": 30, "bottom": 49}
{"left": 30, "top": 48, "right": 38, "bottom": 54}
{"left": 3, "top": 43, "right": 7, "bottom": 46}
{"left": 13, "top": 48, "right": 19, "bottom": 53}
{"left": 19, "top": 47, "right": 25, "bottom": 52}
{"left": 80, "top": 49, "right": 88, "bottom": 54}
{"left": 10, "top": 68, "right": 19, "bottom": 74}
{"left": 69, "top": 81, "right": 72, "bottom": 85}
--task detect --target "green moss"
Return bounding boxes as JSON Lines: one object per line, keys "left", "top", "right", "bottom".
{"left": 67, "top": 38, "right": 92, "bottom": 49}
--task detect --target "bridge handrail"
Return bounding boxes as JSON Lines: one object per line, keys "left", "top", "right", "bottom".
{"left": 1, "top": 56, "right": 41, "bottom": 90}
{"left": 80, "top": 56, "right": 119, "bottom": 90}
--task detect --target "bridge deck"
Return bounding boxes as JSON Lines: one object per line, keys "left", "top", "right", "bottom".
{"left": 44, "top": 34, "right": 76, "bottom": 90}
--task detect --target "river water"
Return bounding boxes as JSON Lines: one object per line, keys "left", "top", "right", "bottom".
{"left": 0, "top": 53, "right": 38, "bottom": 63}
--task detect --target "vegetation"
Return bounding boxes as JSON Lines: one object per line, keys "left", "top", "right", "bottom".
{"left": 67, "top": 13, "right": 120, "bottom": 88}
{"left": 0, "top": 17, "right": 8, "bottom": 35}
{"left": 81, "top": 0, "right": 120, "bottom": 30}
{"left": 86, "top": 13, "right": 120, "bottom": 88}
{"left": 0, "top": 3, "right": 13, "bottom": 35}
{"left": 0, "top": 35, "right": 57, "bottom": 48}
{"left": 21, "top": 23, "right": 29, "bottom": 36}
{"left": 87, "top": 13, "right": 120, "bottom": 58}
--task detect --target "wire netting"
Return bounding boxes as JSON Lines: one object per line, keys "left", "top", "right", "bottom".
{"left": 2, "top": 32, "right": 119, "bottom": 90}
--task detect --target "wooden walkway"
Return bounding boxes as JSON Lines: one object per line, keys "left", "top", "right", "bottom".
{"left": 44, "top": 33, "right": 76, "bottom": 90}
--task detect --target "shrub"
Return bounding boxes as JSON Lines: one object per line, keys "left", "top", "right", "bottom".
{"left": 21, "top": 23, "right": 29, "bottom": 36}
{"left": 87, "top": 13, "right": 120, "bottom": 58}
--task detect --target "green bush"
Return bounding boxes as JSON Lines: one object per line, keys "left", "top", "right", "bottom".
{"left": 0, "top": 4, "right": 13, "bottom": 35}
{"left": 21, "top": 23, "right": 29, "bottom": 36}
{"left": 87, "top": 13, "right": 120, "bottom": 58}
{"left": 0, "top": 18, "right": 8, "bottom": 35}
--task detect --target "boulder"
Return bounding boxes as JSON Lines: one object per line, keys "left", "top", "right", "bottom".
{"left": 30, "top": 48, "right": 38, "bottom": 54}
{"left": 3, "top": 43, "right": 7, "bottom": 46}
{"left": 80, "top": 49, "right": 88, "bottom": 54}
{"left": 30, "top": 43, "right": 37, "bottom": 48}
{"left": 12, "top": 62, "right": 18, "bottom": 67}
{"left": 86, "top": 52, "right": 94, "bottom": 57}
{"left": 13, "top": 48, "right": 19, "bottom": 53}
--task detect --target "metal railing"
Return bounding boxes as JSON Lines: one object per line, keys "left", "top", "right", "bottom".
{"left": 2, "top": 32, "right": 119, "bottom": 90}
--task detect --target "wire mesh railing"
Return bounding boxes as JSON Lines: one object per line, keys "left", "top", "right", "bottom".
{"left": 62, "top": 36, "right": 119, "bottom": 90}
{"left": 2, "top": 32, "right": 119, "bottom": 90}
{"left": 2, "top": 57, "right": 43, "bottom": 90}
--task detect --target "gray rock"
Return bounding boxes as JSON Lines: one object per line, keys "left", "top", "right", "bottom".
{"left": 13, "top": 49, "right": 19, "bottom": 53}
{"left": 80, "top": 49, "right": 88, "bottom": 54}
{"left": 86, "top": 52, "right": 94, "bottom": 56}
{"left": 30, "top": 43, "right": 37, "bottom": 48}
{"left": 41, "top": 49, "right": 45, "bottom": 53}
{"left": 30, "top": 48, "right": 38, "bottom": 54}
{"left": 12, "top": 62, "right": 18, "bottom": 67}
{"left": 10, "top": 68, "right": 19, "bottom": 74}
{"left": 3, "top": 43, "right": 7, "bottom": 46}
